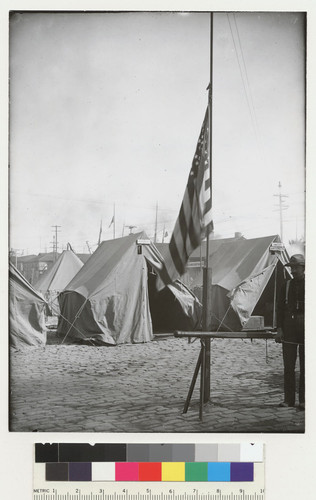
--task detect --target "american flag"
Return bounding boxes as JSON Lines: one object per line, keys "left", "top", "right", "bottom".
{"left": 159, "top": 108, "right": 213, "bottom": 287}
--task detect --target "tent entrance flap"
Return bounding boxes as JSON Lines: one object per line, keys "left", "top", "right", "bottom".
{"left": 57, "top": 291, "right": 117, "bottom": 345}
{"left": 229, "top": 264, "right": 276, "bottom": 327}
{"left": 147, "top": 266, "right": 202, "bottom": 332}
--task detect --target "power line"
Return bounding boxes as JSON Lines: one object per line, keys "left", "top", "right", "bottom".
{"left": 233, "top": 14, "right": 261, "bottom": 137}
{"left": 227, "top": 13, "right": 266, "bottom": 168}
{"left": 227, "top": 14, "right": 257, "bottom": 137}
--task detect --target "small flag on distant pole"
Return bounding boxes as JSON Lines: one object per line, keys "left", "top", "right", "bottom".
{"left": 158, "top": 108, "right": 213, "bottom": 288}
{"left": 109, "top": 216, "right": 114, "bottom": 227}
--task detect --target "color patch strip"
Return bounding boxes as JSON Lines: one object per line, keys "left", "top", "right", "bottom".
{"left": 45, "top": 461, "right": 255, "bottom": 481}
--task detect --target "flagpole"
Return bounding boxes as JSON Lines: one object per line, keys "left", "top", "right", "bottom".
{"left": 202, "top": 11, "right": 214, "bottom": 403}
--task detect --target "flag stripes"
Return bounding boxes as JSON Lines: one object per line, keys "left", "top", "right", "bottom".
{"left": 159, "top": 107, "right": 213, "bottom": 287}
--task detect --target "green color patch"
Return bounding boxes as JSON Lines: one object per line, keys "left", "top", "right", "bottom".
{"left": 185, "top": 462, "right": 208, "bottom": 481}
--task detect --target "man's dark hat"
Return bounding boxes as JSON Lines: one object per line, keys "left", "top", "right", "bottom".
{"left": 284, "top": 254, "right": 305, "bottom": 267}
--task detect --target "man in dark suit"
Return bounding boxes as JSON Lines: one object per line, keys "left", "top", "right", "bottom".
{"left": 275, "top": 254, "right": 305, "bottom": 409}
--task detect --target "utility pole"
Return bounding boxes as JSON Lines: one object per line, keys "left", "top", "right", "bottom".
{"left": 154, "top": 201, "right": 158, "bottom": 243}
{"left": 162, "top": 223, "right": 166, "bottom": 243}
{"left": 273, "top": 182, "right": 288, "bottom": 242}
{"left": 50, "top": 225, "right": 61, "bottom": 261}
{"left": 113, "top": 203, "right": 116, "bottom": 239}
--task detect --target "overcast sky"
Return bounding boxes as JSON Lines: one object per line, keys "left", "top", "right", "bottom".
{"left": 9, "top": 11, "right": 305, "bottom": 255}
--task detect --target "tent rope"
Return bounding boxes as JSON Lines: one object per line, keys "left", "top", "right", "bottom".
{"left": 59, "top": 310, "right": 97, "bottom": 346}
{"left": 213, "top": 305, "right": 235, "bottom": 332}
{"left": 60, "top": 298, "right": 89, "bottom": 345}
{"left": 59, "top": 311, "right": 96, "bottom": 345}
{"left": 45, "top": 294, "right": 96, "bottom": 346}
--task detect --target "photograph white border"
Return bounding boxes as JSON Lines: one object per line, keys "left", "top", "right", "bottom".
{"left": 1, "top": 1, "right": 315, "bottom": 499}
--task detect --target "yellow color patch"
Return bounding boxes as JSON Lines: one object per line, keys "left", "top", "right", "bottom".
{"left": 161, "top": 462, "right": 185, "bottom": 482}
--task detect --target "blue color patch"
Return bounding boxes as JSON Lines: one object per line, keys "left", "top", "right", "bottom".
{"left": 208, "top": 462, "right": 231, "bottom": 481}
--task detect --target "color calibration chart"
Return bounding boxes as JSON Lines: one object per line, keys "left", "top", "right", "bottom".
{"left": 33, "top": 443, "right": 265, "bottom": 500}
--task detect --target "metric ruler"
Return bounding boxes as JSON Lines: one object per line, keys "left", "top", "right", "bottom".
{"left": 32, "top": 485, "right": 265, "bottom": 500}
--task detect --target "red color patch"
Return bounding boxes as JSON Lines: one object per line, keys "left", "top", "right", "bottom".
{"left": 139, "top": 462, "right": 162, "bottom": 481}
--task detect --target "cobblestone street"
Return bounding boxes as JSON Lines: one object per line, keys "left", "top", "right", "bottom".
{"left": 9, "top": 335, "right": 304, "bottom": 433}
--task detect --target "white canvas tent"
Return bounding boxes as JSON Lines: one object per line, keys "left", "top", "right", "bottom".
{"left": 9, "top": 263, "right": 47, "bottom": 348}
{"left": 181, "top": 235, "right": 290, "bottom": 331}
{"left": 57, "top": 232, "right": 201, "bottom": 345}
{"left": 34, "top": 248, "right": 83, "bottom": 314}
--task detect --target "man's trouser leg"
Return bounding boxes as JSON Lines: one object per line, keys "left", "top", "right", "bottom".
{"left": 282, "top": 342, "right": 298, "bottom": 406}
{"left": 299, "top": 344, "right": 305, "bottom": 405}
